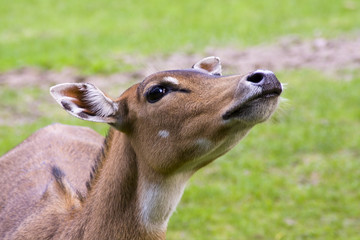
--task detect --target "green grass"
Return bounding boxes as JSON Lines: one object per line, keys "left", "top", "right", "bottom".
{"left": 1, "top": 70, "right": 359, "bottom": 239}
{"left": 1, "top": 0, "right": 360, "bottom": 239}
{"left": 1, "top": 0, "right": 359, "bottom": 73}
{"left": 167, "top": 70, "right": 360, "bottom": 239}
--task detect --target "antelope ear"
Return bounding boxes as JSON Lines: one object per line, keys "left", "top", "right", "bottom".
{"left": 192, "top": 56, "right": 222, "bottom": 76}
{"left": 50, "top": 83, "right": 119, "bottom": 124}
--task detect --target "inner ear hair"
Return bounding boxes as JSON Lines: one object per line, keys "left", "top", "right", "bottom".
{"left": 192, "top": 56, "right": 222, "bottom": 76}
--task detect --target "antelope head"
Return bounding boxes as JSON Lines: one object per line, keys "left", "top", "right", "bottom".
{"left": 51, "top": 57, "right": 282, "bottom": 176}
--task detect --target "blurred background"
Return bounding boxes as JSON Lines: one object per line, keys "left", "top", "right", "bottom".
{"left": 1, "top": 0, "right": 359, "bottom": 239}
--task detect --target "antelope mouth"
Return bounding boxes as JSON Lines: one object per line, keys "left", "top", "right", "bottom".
{"left": 222, "top": 86, "right": 282, "bottom": 121}
{"left": 256, "top": 87, "right": 282, "bottom": 99}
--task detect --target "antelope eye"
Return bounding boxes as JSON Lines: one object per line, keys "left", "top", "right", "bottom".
{"left": 146, "top": 86, "right": 168, "bottom": 103}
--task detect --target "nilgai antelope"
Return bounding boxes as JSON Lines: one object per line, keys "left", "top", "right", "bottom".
{"left": 0, "top": 57, "right": 282, "bottom": 239}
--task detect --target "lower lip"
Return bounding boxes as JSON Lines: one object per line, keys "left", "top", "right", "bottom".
{"left": 260, "top": 93, "right": 280, "bottom": 98}
{"left": 222, "top": 93, "right": 280, "bottom": 120}
{"left": 250, "top": 92, "right": 281, "bottom": 102}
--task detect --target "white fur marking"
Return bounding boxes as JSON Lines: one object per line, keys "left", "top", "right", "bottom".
{"left": 50, "top": 83, "right": 118, "bottom": 123}
{"left": 254, "top": 69, "right": 274, "bottom": 75}
{"left": 163, "top": 76, "right": 179, "bottom": 85}
{"left": 158, "top": 130, "right": 170, "bottom": 138}
{"left": 195, "top": 138, "right": 212, "bottom": 150}
{"left": 140, "top": 174, "right": 190, "bottom": 232}
{"left": 82, "top": 84, "right": 117, "bottom": 117}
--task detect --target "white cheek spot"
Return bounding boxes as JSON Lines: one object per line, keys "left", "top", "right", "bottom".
{"left": 195, "top": 138, "right": 212, "bottom": 150}
{"left": 163, "top": 76, "right": 179, "bottom": 85}
{"left": 158, "top": 130, "right": 170, "bottom": 138}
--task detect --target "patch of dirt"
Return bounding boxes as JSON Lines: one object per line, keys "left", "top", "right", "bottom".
{"left": 213, "top": 35, "right": 360, "bottom": 77}
{"left": 0, "top": 35, "right": 359, "bottom": 125}
{"left": 0, "top": 106, "right": 41, "bottom": 125}
{"left": 0, "top": 68, "right": 136, "bottom": 93}
{"left": 130, "top": 35, "right": 360, "bottom": 81}
{"left": 1, "top": 35, "right": 359, "bottom": 93}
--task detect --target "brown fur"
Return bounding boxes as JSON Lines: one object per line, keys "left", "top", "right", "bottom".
{"left": 0, "top": 58, "right": 282, "bottom": 239}
{"left": 0, "top": 124, "right": 103, "bottom": 239}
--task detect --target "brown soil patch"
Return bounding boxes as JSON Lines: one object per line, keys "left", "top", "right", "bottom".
{"left": 0, "top": 35, "right": 359, "bottom": 125}
{"left": 1, "top": 35, "right": 359, "bottom": 93}
{"left": 125, "top": 35, "right": 360, "bottom": 79}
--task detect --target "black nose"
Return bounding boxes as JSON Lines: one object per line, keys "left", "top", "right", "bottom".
{"left": 246, "top": 70, "right": 276, "bottom": 85}
{"left": 247, "top": 70, "right": 282, "bottom": 94}
{"left": 247, "top": 70, "right": 280, "bottom": 86}
{"left": 247, "top": 72, "right": 265, "bottom": 84}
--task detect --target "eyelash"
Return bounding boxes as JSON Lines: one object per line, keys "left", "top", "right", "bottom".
{"left": 145, "top": 84, "right": 190, "bottom": 103}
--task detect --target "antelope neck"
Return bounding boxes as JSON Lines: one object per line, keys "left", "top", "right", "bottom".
{"left": 82, "top": 128, "right": 190, "bottom": 238}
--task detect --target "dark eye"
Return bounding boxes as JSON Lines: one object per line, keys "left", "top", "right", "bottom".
{"left": 146, "top": 86, "right": 168, "bottom": 103}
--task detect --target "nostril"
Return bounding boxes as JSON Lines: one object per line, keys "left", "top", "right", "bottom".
{"left": 247, "top": 72, "right": 265, "bottom": 84}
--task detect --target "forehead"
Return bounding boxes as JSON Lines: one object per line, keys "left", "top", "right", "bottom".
{"left": 138, "top": 70, "right": 218, "bottom": 93}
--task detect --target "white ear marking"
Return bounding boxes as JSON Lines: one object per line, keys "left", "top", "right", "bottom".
{"left": 82, "top": 84, "right": 118, "bottom": 117}
{"left": 50, "top": 83, "right": 118, "bottom": 123}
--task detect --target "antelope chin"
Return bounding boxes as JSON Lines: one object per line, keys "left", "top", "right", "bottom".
{"left": 223, "top": 89, "right": 281, "bottom": 120}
